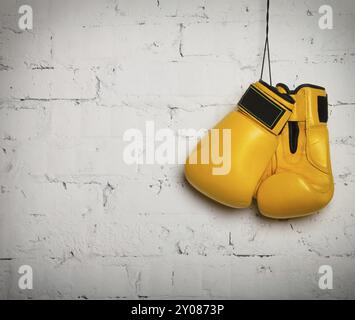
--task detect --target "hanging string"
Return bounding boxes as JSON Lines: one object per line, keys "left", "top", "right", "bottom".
{"left": 260, "top": 0, "right": 272, "bottom": 85}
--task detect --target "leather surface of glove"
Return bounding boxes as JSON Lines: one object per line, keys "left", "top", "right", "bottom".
{"left": 256, "top": 83, "right": 334, "bottom": 219}
{"left": 185, "top": 80, "right": 295, "bottom": 208}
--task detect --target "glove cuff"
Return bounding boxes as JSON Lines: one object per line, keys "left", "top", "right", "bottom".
{"left": 237, "top": 81, "right": 295, "bottom": 135}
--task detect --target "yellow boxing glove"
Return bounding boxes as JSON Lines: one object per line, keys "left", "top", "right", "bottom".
{"left": 185, "top": 80, "right": 295, "bottom": 208}
{"left": 256, "top": 83, "right": 334, "bottom": 219}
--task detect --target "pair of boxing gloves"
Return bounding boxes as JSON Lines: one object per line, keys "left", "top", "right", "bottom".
{"left": 185, "top": 80, "right": 334, "bottom": 219}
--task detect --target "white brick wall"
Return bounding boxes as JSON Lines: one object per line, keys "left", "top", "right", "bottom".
{"left": 0, "top": 0, "right": 355, "bottom": 299}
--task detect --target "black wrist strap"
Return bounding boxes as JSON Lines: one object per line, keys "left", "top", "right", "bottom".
{"left": 238, "top": 85, "right": 287, "bottom": 130}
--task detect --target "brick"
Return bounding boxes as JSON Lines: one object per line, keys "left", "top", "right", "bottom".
{"left": 0, "top": 69, "right": 96, "bottom": 100}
